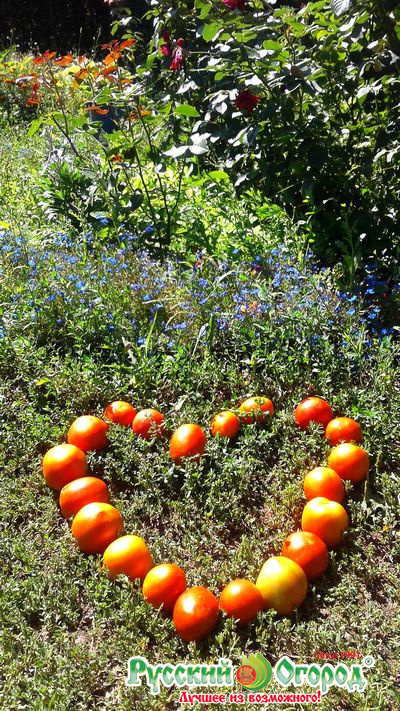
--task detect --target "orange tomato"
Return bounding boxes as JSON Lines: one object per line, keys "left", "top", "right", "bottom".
{"left": 142, "top": 563, "right": 186, "bottom": 612}
{"left": 173, "top": 586, "right": 219, "bottom": 642}
{"left": 256, "top": 556, "right": 308, "bottom": 616}
{"left": 281, "top": 531, "right": 329, "bottom": 581}
{"left": 132, "top": 409, "right": 165, "bottom": 439}
{"left": 68, "top": 415, "right": 109, "bottom": 452}
{"left": 303, "top": 466, "right": 345, "bottom": 503}
{"left": 210, "top": 411, "right": 240, "bottom": 439}
{"left": 328, "top": 443, "right": 369, "bottom": 483}
{"left": 294, "top": 397, "right": 333, "bottom": 430}
{"left": 169, "top": 424, "right": 206, "bottom": 464}
{"left": 42, "top": 443, "right": 88, "bottom": 490}
{"left": 239, "top": 396, "right": 274, "bottom": 424}
{"left": 59, "top": 476, "right": 110, "bottom": 518}
{"left": 301, "top": 497, "right": 349, "bottom": 548}
{"left": 102, "top": 535, "right": 153, "bottom": 581}
{"left": 325, "top": 417, "right": 362, "bottom": 445}
{"left": 104, "top": 401, "right": 137, "bottom": 426}
{"left": 71, "top": 502, "right": 123, "bottom": 554}
{"left": 219, "top": 579, "right": 263, "bottom": 626}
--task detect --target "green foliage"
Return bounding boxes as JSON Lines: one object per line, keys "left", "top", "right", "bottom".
{"left": 140, "top": 0, "right": 400, "bottom": 265}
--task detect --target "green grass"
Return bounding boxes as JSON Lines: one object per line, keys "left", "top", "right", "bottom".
{"left": 0, "top": 228, "right": 399, "bottom": 710}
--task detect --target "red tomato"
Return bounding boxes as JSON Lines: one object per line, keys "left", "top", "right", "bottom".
{"left": 210, "top": 411, "right": 240, "bottom": 439}
{"left": 301, "top": 497, "right": 349, "bottom": 548}
{"left": 219, "top": 579, "right": 263, "bottom": 626}
{"left": 132, "top": 409, "right": 165, "bottom": 439}
{"left": 173, "top": 586, "right": 219, "bottom": 641}
{"left": 328, "top": 443, "right": 369, "bottom": 483}
{"left": 67, "top": 415, "right": 109, "bottom": 452}
{"left": 71, "top": 502, "right": 123, "bottom": 554}
{"left": 239, "top": 396, "right": 274, "bottom": 424}
{"left": 142, "top": 563, "right": 187, "bottom": 612}
{"left": 325, "top": 417, "right": 362, "bottom": 445}
{"left": 303, "top": 467, "right": 345, "bottom": 503}
{"left": 281, "top": 531, "right": 329, "bottom": 581}
{"left": 42, "top": 443, "right": 88, "bottom": 491}
{"left": 104, "top": 401, "right": 137, "bottom": 426}
{"left": 59, "top": 476, "right": 110, "bottom": 518}
{"left": 169, "top": 424, "right": 206, "bottom": 464}
{"left": 294, "top": 397, "right": 333, "bottom": 430}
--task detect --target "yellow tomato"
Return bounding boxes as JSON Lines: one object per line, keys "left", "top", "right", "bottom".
{"left": 256, "top": 556, "right": 308, "bottom": 615}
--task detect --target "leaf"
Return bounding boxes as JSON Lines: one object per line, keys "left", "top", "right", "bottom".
{"left": 189, "top": 144, "right": 208, "bottom": 155}
{"left": 164, "top": 145, "right": 188, "bottom": 157}
{"left": 262, "top": 40, "right": 283, "bottom": 51}
{"left": 27, "top": 117, "right": 43, "bottom": 137}
{"left": 331, "top": 0, "right": 352, "bottom": 16}
{"left": 174, "top": 104, "right": 200, "bottom": 118}
{"left": 202, "top": 22, "right": 221, "bottom": 42}
{"left": 208, "top": 170, "right": 229, "bottom": 181}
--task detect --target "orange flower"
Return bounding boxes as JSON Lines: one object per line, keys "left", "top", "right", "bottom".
{"left": 86, "top": 105, "right": 109, "bottom": 115}
{"left": 33, "top": 50, "right": 56, "bottom": 65}
{"left": 54, "top": 53, "right": 74, "bottom": 67}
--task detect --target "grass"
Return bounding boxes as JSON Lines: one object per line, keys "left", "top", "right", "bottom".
{"left": 0, "top": 221, "right": 400, "bottom": 710}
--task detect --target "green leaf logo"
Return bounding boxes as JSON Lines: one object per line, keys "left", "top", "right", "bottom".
{"left": 236, "top": 653, "right": 273, "bottom": 690}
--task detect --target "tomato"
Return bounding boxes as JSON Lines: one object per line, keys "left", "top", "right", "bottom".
{"left": 281, "top": 531, "right": 329, "bottom": 581}
{"left": 325, "top": 417, "right": 362, "bottom": 446}
{"left": 256, "top": 556, "right": 308, "bottom": 616}
{"left": 303, "top": 466, "right": 345, "bottom": 503}
{"left": 67, "top": 415, "right": 109, "bottom": 452}
{"left": 210, "top": 411, "right": 240, "bottom": 439}
{"left": 59, "top": 476, "right": 110, "bottom": 518}
{"left": 239, "top": 396, "right": 274, "bottom": 425}
{"left": 103, "top": 534, "right": 153, "bottom": 581}
{"left": 42, "top": 443, "right": 88, "bottom": 491}
{"left": 71, "top": 502, "right": 123, "bottom": 554}
{"left": 143, "top": 563, "right": 186, "bottom": 612}
{"left": 294, "top": 397, "right": 333, "bottom": 431}
{"left": 169, "top": 424, "right": 206, "bottom": 464}
{"left": 219, "top": 579, "right": 263, "bottom": 626}
{"left": 173, "top": 586, "right": 219, "bottom": 642}
{"left": 104, "top": 401, "right": 137, "bottom": 426}
{"left": 132, "top": 409, "right": 165, "bottom": 440}
{"left": 301, "top": 497, "right": 349, "bottom": 548}
{"left": 328, "top": 443, "right": 369, "bottom": 483}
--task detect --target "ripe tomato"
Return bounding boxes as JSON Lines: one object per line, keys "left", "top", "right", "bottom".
{"left": 142, "top": 563, "right": 186, "bottom": 612}
{"left": 103, "top": 534, "right": 153, "bottom": 581}
{"left": 256, "top": 556, "right": 308, "bottom": 616}
{"left": 301, "top": 497, "right": 349, "bottom": 548}
{"left": 59, "top": 476, "right": 110, "bottom": 518}
{"left": 210, "top": 411, "right": 240, "bottom": 439}
{"left": 239, "top": 396, "right": 274, "bottom": 424}
{"left": 325, "top": 417, "right": 362, "bottom": 446}
{"left": 328, "top": 443, "right": 369, "bottom": 483}
{"left": 104, "top": 401, "right": 137, "bottom": 426}
{"left": 294, "top": 397, "right": 333, "bottom": 431}
{"left": 71, "top": 502, "right": 123, "bottom": 554}
{"left": 303, "top": 466, "right": 345, "bottom": 503}
{"left": 219, "top": 579, "right": 263, "bottom": 626}
{"left": 169, "top": 424, "right": 206, "bottom": 464}
{"left": 42, "top": 443, "right": 88, "bottom": 491}
{"left": 68, "top": 415, "right": 109, "bottom": 452}
{"left": 173, "top": 586, "right": 219, "bottom": 642}
{"left": 281, "top": 531, "right": 329, "bottom": 581}
{"left": 132, "top": 409, "right": 165, "bottom": 440}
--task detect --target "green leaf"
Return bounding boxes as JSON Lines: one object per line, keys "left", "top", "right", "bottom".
{"left": 208, "top": 170, "right": 230, "bottom": 181}
{"left": 27, "top": 118, "right": 43, "bottom": 138}
{"left": 175, "top": 104, "right": 200, "bottom": 118}
{"left": 262, "top": 40, "right": 283, "bottom": 51}
{"left": 202, "top": 22, "right": 221, "bottom": 42}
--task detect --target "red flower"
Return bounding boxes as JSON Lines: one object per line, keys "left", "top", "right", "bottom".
{"left": 161, "top": 30, "right": 172, "bottom": 56}
{"left": 170, "top": 39, "right": 185, "bottom": 72}
{"left": 235, "top": 89, "right": 260, "bottom": 112}
{"left": 223, "top": 0, "right": 245, "bottom": 9}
